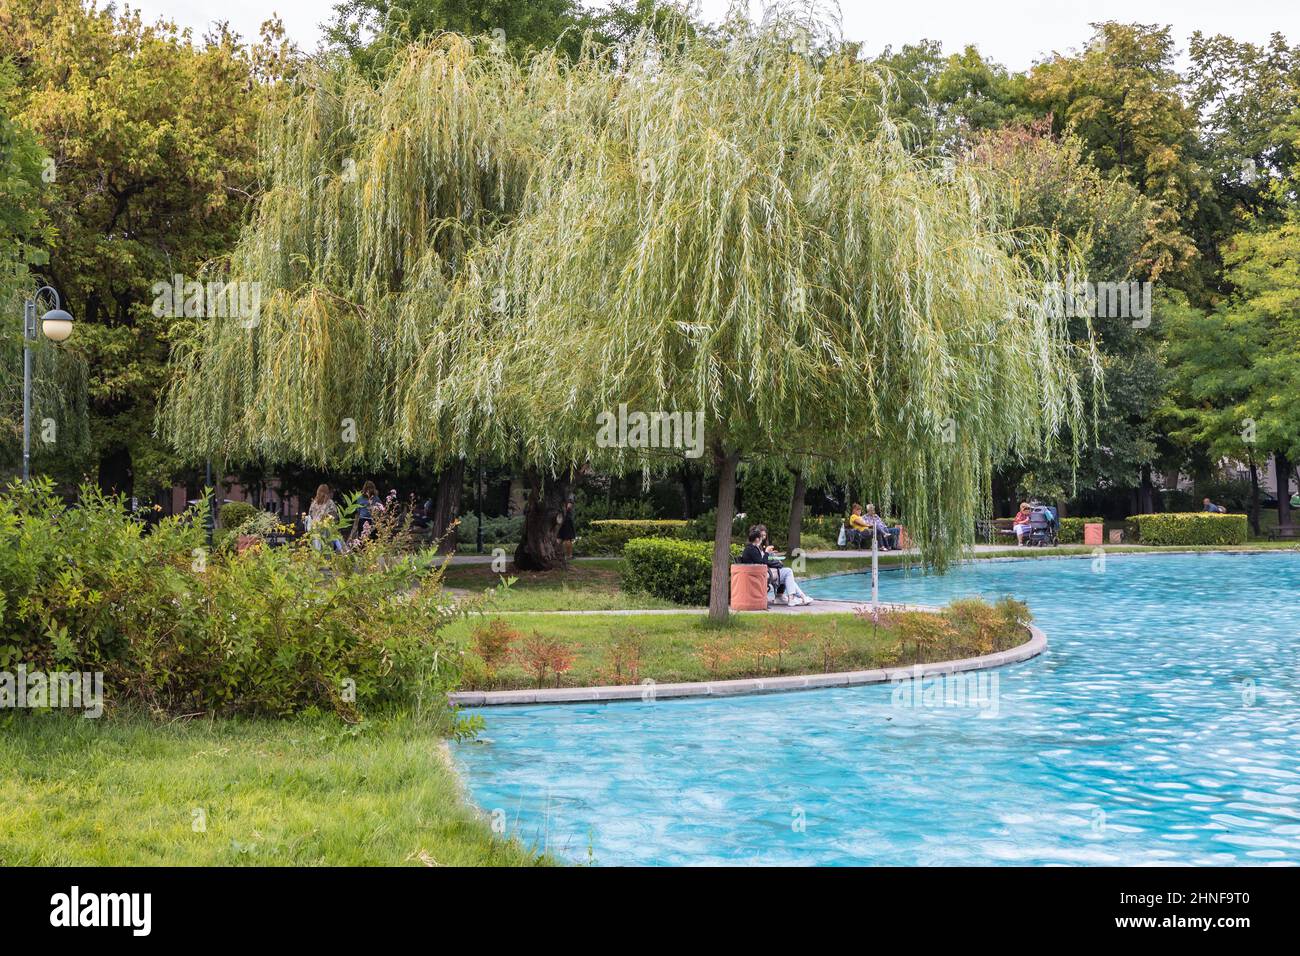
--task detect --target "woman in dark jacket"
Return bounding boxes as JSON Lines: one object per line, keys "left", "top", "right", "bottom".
{"left": 738, "top": 526, "right": 812, "bottom": 605}
{"left": 557, "top": 499, "right": 576, "bottom": 563}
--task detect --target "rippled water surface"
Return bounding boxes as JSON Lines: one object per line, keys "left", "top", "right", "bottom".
{"left": 450, "top": 552, "right": 1300, "bottom": 865}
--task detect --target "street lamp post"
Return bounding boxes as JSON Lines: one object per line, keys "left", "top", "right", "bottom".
{"left": 21, "top": 286, "right": 74, "bottom": 483}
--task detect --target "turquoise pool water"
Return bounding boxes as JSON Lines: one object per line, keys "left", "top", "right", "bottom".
{"left": 450, "top": 552, "right": 1300, "bottom": 865}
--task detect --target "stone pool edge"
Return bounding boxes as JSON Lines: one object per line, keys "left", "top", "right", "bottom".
{"left": 449, "top": 623, "right": 1046, "bottom": 708}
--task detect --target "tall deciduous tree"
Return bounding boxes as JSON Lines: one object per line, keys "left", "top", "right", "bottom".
{"left": 0, "top": 62, "right": 89, "bottom": 476}
{"left": 963, "top": 121, "right": 1165, "bottom": 511}
{"left": 166, "top": 14, "right": 1090, "bottom": 596}
{"left": 1, "top": 0, "right": 289, "bottom": 497}
{"left": 1166, "top": 220, "right": 1300, "bottom": 530}
{"left": 1024, "top": 22, "right": 1204, "bottom": 289}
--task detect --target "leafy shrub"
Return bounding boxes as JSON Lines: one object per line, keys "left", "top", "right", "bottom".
{"left": 814, "top": 621, "right": 848, "bottom": 672}
{"left": 795, "top": 533, "right": 834, "bottom": 552}
{"left": 753, "top": 620, "right": 810, "bottom": 673}
{"left": 801, "top": 514, "right": 846, "bottom": 542}
{"left": 218, "top": 501, "right": 258, "bottom": 529}
{"left": 469, "top": 618, "right": 521, "bottom": 688}
{"left": 512, "top": 631, "right": 576, "bottom": 688}
{"left": 894, "top": 611, "right": 959, "bottom": 663}
{"left": 620, "top": 537, "right": 741, "bottom": 606}
{"left": 1126, "top": 512, "right": 1248, "bottom": 546}
{"left": 572, "top": 491, "right": 659, "bottom": 527}
{"left": 455, "top": 513, "right": 523, "bottom": 546}
{"left": 681, "top": 508, "right": 749, "bottom": 542}
{"left": 1058, "top": 516, "right": 1105, "bottom": 544}
{"left": 577, "top": 519, "right": 687, "bottom": 555}
{"left": 0, "top": 480, "right": 470, "bottom": 720}
{"left": 598, "top": 628, "right": 645, "bottom": 685}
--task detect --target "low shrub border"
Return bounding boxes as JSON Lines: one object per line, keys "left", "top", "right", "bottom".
{"left": 577, "top": 519, "right": 687, "bottom": 556}
{"left": 1058, "top": 516, "right": 1105, "bottom": 544}
{"left": 1126, "top": 512, "right": 1248, "bottom": 546}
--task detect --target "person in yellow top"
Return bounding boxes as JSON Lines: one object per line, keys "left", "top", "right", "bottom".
{"left": 849, "top": 503, "right": 897, "bottom": 549}
{"left": 848, "top": 503, "right": 871, "bottom": 547}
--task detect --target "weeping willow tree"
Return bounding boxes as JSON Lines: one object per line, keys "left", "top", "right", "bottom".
{"left": 161, "top": 36, "right": 614, "bottom": 544}
{"left": 406, "top": 14, "right": 1093, "bottom": 617}
{"left": 164, "top": 8, "right": 1090, "bottom": 604}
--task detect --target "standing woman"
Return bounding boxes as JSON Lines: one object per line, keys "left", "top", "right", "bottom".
{"left": 308, "top": 484, "right": 343, "bottom": 553}
{"left": 557, "top": 498, "right": 577, "bottom": 564}
{"left": 354, "top": 480, "right": 380, "bottom": 540}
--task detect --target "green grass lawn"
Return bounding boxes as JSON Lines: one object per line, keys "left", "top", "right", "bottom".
{"left": 447, "top": 607, "right": 1025, "bottom": 690}
{"left": 441, "top": 559, "right": 680, "bottom": 611}
{"left": 0, "top": 712, "right": 545, "bottom": 866}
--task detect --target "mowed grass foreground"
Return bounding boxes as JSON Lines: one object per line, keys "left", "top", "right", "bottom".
{"left": 0, "top": 713, "right": 544, "bottom": 866}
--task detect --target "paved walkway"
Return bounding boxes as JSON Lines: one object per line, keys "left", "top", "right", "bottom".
{"left": 443, "top": 543, "right": 1069, "bottom": 564}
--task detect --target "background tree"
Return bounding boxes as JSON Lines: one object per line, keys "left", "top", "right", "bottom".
{"left": 324, "top": 0, "right": 590, "bottom": 72}
{"left": 1166, "top": 220, "right": 1300, "bottom": 530}
{"left": 1023, "top": 22, "right": 1205, "bottom": 290}
{"left": 962, "top": 121, "right": 1166, "bottom": 513}
{"left": 0, "top": 0, "right": 290, "bottom": 499}
{"left": 0, "top": 62, "right": 89, "bottom": 477}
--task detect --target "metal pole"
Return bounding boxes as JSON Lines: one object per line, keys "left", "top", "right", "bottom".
{"left": 21, "top": 299, "right": 35, "bottom": 483}
{"left": 205, "top": 458, "right": 214, "bottom": 547}
{"left": 871, "top": 524, "right": 879, "bottom": 612}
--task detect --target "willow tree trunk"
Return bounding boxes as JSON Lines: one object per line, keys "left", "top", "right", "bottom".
{"left": 709, "top": 448, "right": 741, "bottom": 622}
{"left": 432, "top": 458, "right": 465, "bottom": 553}
{"left": 1138, "top": 464, "right": 1154, "bottom": 514}
{"left": 1276, "top": 453, "right": 1293, "bottom": 530}
{"left": 786, "top": 469, "right": 806, "bottom": 551}
{"left": 514, "top": 471, "right": 570, "bottom": 571}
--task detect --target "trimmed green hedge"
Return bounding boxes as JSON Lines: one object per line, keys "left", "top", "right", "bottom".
{"left": 579, "top": 519, "right": 687, "bottom": 556}
{"left": 801, "top": 514, "right": 845, "bottom": 542}
{"left": 219, "top": 501, "right": 257, "bottom": 529}
{"left": 1126, "top": 512, "right": 1248, "bottom": 546}
{"left": 1059, "top": 516, "right": 1104, "bottom": 544}
{"left": 620, "top": 537, "right": 741, "bottom": 606}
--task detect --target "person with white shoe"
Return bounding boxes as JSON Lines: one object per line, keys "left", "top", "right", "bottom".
{"left": 739, "top": 526, "right": 813, "bottom": 606}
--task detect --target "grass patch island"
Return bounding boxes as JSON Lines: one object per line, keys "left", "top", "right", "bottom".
{"left": 449, "top": 598, "right": 1032, "bottom": 691}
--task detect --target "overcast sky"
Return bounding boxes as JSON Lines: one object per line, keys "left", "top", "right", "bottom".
{"left": 125, "top": 0, "right": 1300, "bottom": 69}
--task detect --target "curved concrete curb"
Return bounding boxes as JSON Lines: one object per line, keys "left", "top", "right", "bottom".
{"left": 449, "top": 623, "right": 1046, "bottom": 708}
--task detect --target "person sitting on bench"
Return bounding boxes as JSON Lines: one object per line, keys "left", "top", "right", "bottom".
{"left": 847, "top": 503, "right": 872, "bottom": 548}
{"left": 738, "top": 526, "right": 813, "bottom": 606}
{"left": 861, "top": 504, "right": 896, "bottom": 550}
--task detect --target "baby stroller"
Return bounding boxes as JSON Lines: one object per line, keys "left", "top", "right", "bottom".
{"left": 1023, "top": 505, "right": 1058, "bottom": 547}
